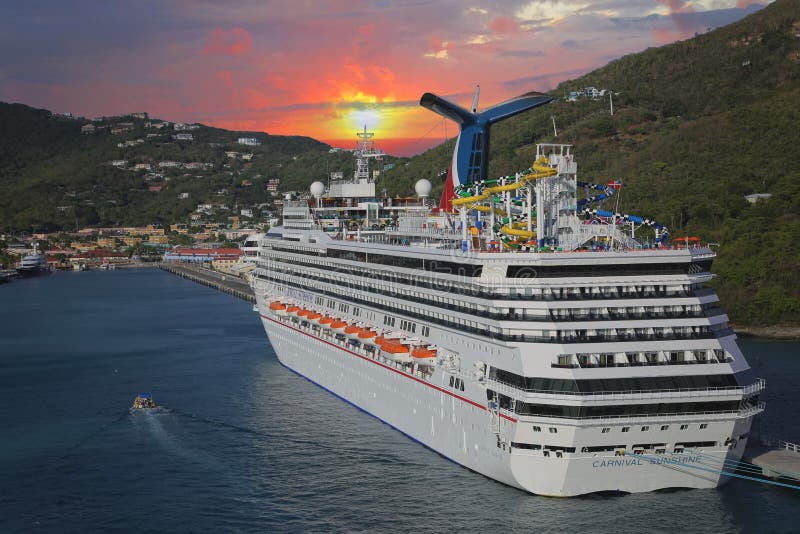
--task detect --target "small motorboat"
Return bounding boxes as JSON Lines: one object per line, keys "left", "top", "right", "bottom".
{"left": 132, "top": 393, "right": 157, "bottom": 409}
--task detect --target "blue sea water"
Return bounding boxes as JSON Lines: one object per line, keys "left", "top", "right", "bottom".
{"left": 0, "top": 269, "right": 798, "bottom": 533}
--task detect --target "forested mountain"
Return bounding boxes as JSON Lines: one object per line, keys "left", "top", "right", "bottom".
{"left": 384, "top": 0, "right": 800, "bottom": 327}
{"left": 0, "top": 104, "right": 357, "bottom": 231}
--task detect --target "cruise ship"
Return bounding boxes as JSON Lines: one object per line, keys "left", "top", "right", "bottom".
{"left": 246, "top": 89, "right": 764, "bottom": 496}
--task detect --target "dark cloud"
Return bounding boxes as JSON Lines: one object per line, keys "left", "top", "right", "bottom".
{"left": 608, "top": 3, "right": 765, "bottom": 33}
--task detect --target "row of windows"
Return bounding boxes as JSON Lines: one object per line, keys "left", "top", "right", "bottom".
{"left": 278, "top": 242, "right": 713, "bottom": 279}
{"left": 507, "top": 260, "right": 713, "bottom": 278}
{"left": 602, "top": 423, "right": 708, "bottom": 433}
{"left": 264, "top": 258, "right": 713, "bottom": 337}
{"left": 268, "top": 242, "right": 711, "bottom": 281}
{"left": 449, "top": 376, "right": 466, "bottom": 391}
{"left": 513, "top": 440, "right": 719, "bottom": 454}
{"left": 259, "top": 270, "right": 730, "bottom": 345}
{"left": 273, "top": 255, "right": 714, "bottom": 325}
{"left": 400, "top": 319, "right": 417, "bottom": 333}
{"left": 265, "top": 248, "right": 705, "bottom": 302}
{"left": 490, "top": 390, "right": 746, "bottom": 419}
{"left": 489, "top": 367, "right": 745, "bottom": 394}
{"left": 326, "top": 248, "right": 484, "bottom": 277}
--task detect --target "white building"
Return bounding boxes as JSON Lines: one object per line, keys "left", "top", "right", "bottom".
{"left": 174, "top": 133, "right": 194, "bottom": 141}
{"left": 238, "top": 137, "right": 261, "bottom": 146}
{"left": 111, "top": 160, "right": 127, "bottom": 167}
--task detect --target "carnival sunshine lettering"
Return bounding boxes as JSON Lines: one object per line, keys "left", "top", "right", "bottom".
{"left": 592, "top": 456, "right": 701, "bottom": 468}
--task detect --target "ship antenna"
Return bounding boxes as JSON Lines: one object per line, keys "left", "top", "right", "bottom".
{"left": 471, "top": 85, "right": 480, "bottom": 113}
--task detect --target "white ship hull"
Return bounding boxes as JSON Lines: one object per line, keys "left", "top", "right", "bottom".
{"left": 258, "top": 306, "right": 752, "bottom": 496}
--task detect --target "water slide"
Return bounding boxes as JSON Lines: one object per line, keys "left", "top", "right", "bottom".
{"left": 450, "top": 157, "right": 557, "bottom": 241}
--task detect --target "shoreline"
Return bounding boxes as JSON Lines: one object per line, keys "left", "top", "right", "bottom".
{"left": 731, "top": 325, "right": 800, "bottom": 341}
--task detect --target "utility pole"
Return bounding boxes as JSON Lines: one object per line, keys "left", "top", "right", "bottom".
{"left": 551, "top": 115, "right": 558, "bottom": 137}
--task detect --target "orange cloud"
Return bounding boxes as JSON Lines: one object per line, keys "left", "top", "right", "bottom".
{"left": 202, "top": 27, "right": 253, "bottom": 55}
{"left": 489, "top": 16, "right": 520, "bottom": 34}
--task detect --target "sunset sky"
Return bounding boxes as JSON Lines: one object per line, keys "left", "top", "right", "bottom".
{"left": 0, "top": 1, "right": 767, "bottom": 155}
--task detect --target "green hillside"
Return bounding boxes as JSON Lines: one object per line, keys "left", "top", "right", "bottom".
{"left": 0, "top": 104, "right": 358, "bottom": 230}
{"left": 383, "top": 0, "right": 800, "bottom": 327}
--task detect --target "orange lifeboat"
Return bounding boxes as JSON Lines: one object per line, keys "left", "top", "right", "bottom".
{"left": 319, "top": 316, "right": 335, "bottom": 329}
{"left": 331, "top": 320, "right": 348, "bottom": 332}
{"left": 344, "top": 324, "right": 361, "bottom": 335}
{"left": 269, "top": 301, "right": 288, "bottom": 316}
{"left": 286, "top": 305, "right": 301, "bottom": 315}
{"left": 297, "top": 309, "right": 313, "bottom": 318}
{"left": 381, "top": 340, "right": 413, "bottom": 363}
{"left": 307, "top": 312, "right": 322, "bottom": 322}
{"left": 344, "top": 324, "right": 363, "bottom": 339}
{"left": 412, "top": 346, "right": 438, "bottom": 367}
{"left": 358, "top": 328, "right": 378, "bottom": 344}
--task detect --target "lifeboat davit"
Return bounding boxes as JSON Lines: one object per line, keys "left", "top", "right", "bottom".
{"left": 331, "top": 320, "right": 348, "bottom": 332}
{"left": 412, "top": 346, "right": 438, "bottom": 367}
{"left": 269, "top": 301, "right": 288, "bottom": 316}
{"left": 381, "top": 340, "right": 413, "bottom": 364}
{"left": 319, "top": 316, "right": 335, "bottom": 329}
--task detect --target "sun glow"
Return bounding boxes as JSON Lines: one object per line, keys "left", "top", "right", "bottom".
{"left": 349, "top": 109, "right": 381, "bottom": 130}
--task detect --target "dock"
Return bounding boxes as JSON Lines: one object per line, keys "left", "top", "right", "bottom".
{"left": 159, "top": 262, "right": 255, "bottom": 303}
{"left": 743, "top": 440, "right": 800, "bottom": 482}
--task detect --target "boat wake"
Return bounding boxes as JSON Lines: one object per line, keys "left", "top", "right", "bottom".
{"left": 136, "top": 409, "right": 222, "bottom": 469}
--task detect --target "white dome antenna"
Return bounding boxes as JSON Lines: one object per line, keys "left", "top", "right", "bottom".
{"left": 310, "top": 181, "right": 326, "bottom": 198}
{"left": 415, "top": 179, "right": 432, "bottom": 198}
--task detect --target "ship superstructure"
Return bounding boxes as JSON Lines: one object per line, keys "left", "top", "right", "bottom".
{"left": 247, "top": 89, "right": 763, "bottom": 496}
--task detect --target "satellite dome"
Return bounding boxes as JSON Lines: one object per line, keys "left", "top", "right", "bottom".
{"left": 310, "top": 181, "right": 326, "bottom": 198}
{"left": 415, "top": 179, "right": 432, "bottom": 198}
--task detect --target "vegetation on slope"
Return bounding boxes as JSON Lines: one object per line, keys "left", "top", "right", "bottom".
{"left": 0, "top": 105, "right": 363, "bottom": 230}
{"left": 383, "top": 0, "right": 800, "bottom": 326}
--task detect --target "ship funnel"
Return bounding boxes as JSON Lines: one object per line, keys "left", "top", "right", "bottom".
{"left": 419, "top": 90, "right": 551, "bottom": 191}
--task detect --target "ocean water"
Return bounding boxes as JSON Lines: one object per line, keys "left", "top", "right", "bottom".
{"left": 0, "top": 269, "right": 797, "bottom": 533}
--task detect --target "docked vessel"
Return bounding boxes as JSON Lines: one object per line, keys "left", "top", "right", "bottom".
{"left": 246, "top": 88, "right": 764, "bottom": 496}
{"left": 15, "top": 244, "right": 50, "bottom": 277}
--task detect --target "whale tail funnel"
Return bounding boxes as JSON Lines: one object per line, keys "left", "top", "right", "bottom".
{"left": 420, "top": 89, "right": 552, "bottom": 201}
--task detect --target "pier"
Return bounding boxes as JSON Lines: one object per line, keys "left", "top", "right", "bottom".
{"left": 744, "top": 440, "right": 800, "bottom": 481}
{"left": 159, "top": 263, "right": 255, "bottom": 303}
